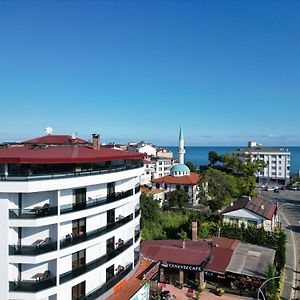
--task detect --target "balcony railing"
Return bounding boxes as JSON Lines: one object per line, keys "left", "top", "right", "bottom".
{"left": 60, "top": 188, "right": 135, "bottom": 214}
{"left": 135, "top": 208, "right": 141, "bottom": 218}
{"left": 60, "top": 239, "right": 133, "bottom": 284}
{"left": 134, "top": 230, "right": 140, "bottom": 243}
{"left": 9, "top": 206, "right": 58, "bottom": 219}
{"left": 1, "top": 163, "right": 143, "bottom": 181}
{"left": 77, "top": 263, "right": 133, "bottom": 300}
{"left": 9, "top": 240, "right": 57, "bottom": 256}
{"left": 60, "top": 214, "right": 133, "bottom": 249}
{"left": 9, "top": 277, "right": 56, "bottom": 292}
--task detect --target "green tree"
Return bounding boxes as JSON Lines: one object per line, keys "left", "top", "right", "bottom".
{"left": 265, "top": 264, "right": 277, "bottom": 300}
{"left": 168, "top": 190, "right": 189, "bottom": 209}
{"left": 186, "top": 161, "right": 197, "bottom": 173}
{"left": 208, "top": 151, "right": 219, "bottom": 166}
{"left": 198, "top": 168, "right": 238, "bottom": 211}
{"left": 140, "top": 193, "right": 160, "bottom": 227}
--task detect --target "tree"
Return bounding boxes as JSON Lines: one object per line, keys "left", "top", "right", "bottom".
{"left": 140, "top": 193, "right": 160, "bottom": 227}
{"left": 208, "top": 151, "right": 219, "bottom": 166}
{"left": 265, "top": 264, "right": 277, "bottom": 300}
{"left": 198, "top": 168, "right": 238, "bottom": 211}
{"left": 168, "top": 190, "right": 189, "bottom": 209}
{"left": 186, "top": 161, "right": 197, "bottom": 173}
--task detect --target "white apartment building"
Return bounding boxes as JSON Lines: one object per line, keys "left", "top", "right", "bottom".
{"left": 0, "top": 133, "right": 144, "bottom": 300}
{"left": 233, "top": 141, "right": 291, "bottom": 186}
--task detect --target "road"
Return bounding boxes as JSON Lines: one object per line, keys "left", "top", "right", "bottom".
{"left": 259, "top": 189, "right": 300, "bottom": 300}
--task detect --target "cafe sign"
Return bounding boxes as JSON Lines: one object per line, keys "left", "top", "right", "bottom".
{"left": 160, "top": 261, "right": 203, "bottom": 272}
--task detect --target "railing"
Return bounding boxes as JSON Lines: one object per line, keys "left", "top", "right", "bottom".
{"left": 60, "top": 214, "right": 133, "bottom": 249}
{"left": 9, "top": 241, "right": 57, "bottom": 256}
{"left": 60, "top": 239, "right": 133, "bottom": 284}
{"left": 78, "top": 263, "right": 133, "bottom": 300}
{"left": 9, "top": 277, "right": 56, "bottom": 292}
{"left": 134, "top": 230, "right": 140, "bottom": 243}
{"left": 0, "top": 163, "right": 143, "bottom": 181}
{"left": 9, "top": 206, "right": 58, "bottom": 219}
{"left": 60, "top": 188, "right": 135, "bottom": 214}
{"left": 135, "top": 185, "right": 141, "bottom": 194}
{"left": 135, "top": 208, "right": 141, "bottom": 218}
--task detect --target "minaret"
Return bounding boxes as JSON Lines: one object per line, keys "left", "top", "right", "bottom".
{"left": 178, "top": 126, "right": 185, "bottom": 164}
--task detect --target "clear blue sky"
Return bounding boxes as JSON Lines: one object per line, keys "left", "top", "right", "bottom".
{"left": 0, "top": 0, "right": 299, "bottom": 146}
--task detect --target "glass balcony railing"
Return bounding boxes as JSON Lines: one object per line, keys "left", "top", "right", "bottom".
{"left": 60, "top": 188, "right": 135, "bottom": 214}
{"left": 60, "top": 239, "right": 133, "bottom": 284}
{"left": 9, "top": 241, "right": 57, "bottom": 256}
{"left": 135, "top": 208, "right": 141, "bottom": 218}
{"left": 60, "top": 214, "right": 133, "bottom": 249}
{"left": 1, "top": 163, "right": 143, "bottom": 181}
{"left": 9, "top": 277, "right": 56, "bottom": 292}
{"left": 134, "top": 230, "right": 140, "bottom": 243}
{"left": 77, "top": 263, "right": 133, "bottom": 300}
{"left": 9, "top": 206, "right": 58, "bottom": 219}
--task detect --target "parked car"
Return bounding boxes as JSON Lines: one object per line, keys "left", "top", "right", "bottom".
{"left": 274, "top": 189, "right": 280, "bottom": 193}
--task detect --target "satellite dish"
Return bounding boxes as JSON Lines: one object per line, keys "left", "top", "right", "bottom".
{"left": 45, "top": 127, "right": 53, "bottom": 135}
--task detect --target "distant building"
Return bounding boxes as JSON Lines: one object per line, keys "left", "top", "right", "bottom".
{"left": 233, "top": 141, "right": 291, "bottom": 186}
{"left": 152, "top": 127, "right": 200, "bottom": 206}
{"left": 221, "top": 196, "right": 278, "bottom": 231}
{"left": 141, "top": 186, "right": 165, "bottom": 207}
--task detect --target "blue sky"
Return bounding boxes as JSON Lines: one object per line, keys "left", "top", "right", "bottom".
{"left": 0, "top": 0, "right": 299, "bottom": 146}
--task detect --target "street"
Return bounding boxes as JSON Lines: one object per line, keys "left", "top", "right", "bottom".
{"left": 260, "top": 189, "right": 300, "bottom": 300}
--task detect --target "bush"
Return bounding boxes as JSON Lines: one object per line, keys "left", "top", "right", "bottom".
{"left": 215, "top": 288, "right": 225, "bottom": 296}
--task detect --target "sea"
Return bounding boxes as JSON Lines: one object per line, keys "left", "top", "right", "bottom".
{"left": 164, "top": 146, "right": 300, "bottom": 175}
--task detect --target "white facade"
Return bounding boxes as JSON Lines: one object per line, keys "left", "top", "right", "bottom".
{"left": 1, "top": 165, "right": 143, "bottom": 300}
{"left": 222, "top": 208, "right": 278, "bottom": 231}
{"left": 233, "top": 141, "right": 291, "bottom": 185}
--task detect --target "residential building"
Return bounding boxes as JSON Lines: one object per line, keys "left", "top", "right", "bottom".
{"left": 0, "top": 133, "right": 144, "bottom": 300}
{"left": 233, "top": 141, "right": 291, "bottom": 186}
{"left": 221, "top": 196, "right": 278, "bottom": 231}
{"left": 141, "top": 186, "right": 165, "bottom": 207}
{"left": 152, "top": 127, "right": 200, "bottom": 206}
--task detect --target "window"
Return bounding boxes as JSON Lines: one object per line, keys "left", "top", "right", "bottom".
{"left": 176, "top": 185, "right": 180, "bottom": 190}
{"left": 107, "top": 182, "right": 115, "bottom": 195}
{"left": 184, "top": 186, "right": 189, "bottom": 193}
{"left": 248, "top": 220, "right": 257, "bottom": 225}
{"left": 164, "top": 184, "right": 168, "bottom": 189}
{"left": 72, "top": 281, "right": 85, "bottom": 300}
{"left": 73, "top": 188, "right": 86, "bottom": 205}
{"left": 72, "top": 250, "right": 86, "bottom": 270}
{"left": 156, "top": 183, "right": 160, "bottom": 189}
{"left": 72, "top": 218, "right": 86, "bottom": 236}
{"left": 106, "top": 265, "right": 114, "bottom": 281}
{"left": 106, "top": 236, "right": 115, "bottom": 253}
{"left": 107, "top": 209, "right": 115, "bottom": 224}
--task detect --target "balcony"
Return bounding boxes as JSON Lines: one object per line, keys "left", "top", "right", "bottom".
{"left": 60, "top": 239, "right": 133, "bottom": 284}
{"left": 9, "top": 276, "right": 56, "bottom": 292}
{"left": 134, "top": 230, "right": 140, "bottom": 243}
{"left": 9, "top": 206, "right": 58, "bottom": 219}
{"left": 1, "top": 163, "right": 143, "bottom": 181}
{"left": 78, "top": 263, "right": 133, "bottom": 300}
{"left": 9, "top": 239, "right": 57, "bottom": 256}
{"left": 60, "top": 187, "right": 135, "bottom": 214}
{"left": 60, "top": 214, "right": 133, "bottom": 249}
{"left": 135, "top": 208, "right": 141, "bottom": 218}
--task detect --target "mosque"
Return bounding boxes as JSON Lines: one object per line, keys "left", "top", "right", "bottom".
{"left": 152, "top": 127, "right": 200, "bottom": 206}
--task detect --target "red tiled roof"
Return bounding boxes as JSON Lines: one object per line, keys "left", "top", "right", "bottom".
{"left": 151, "top": 172, "right": 200, "bottom": 186}
{"left": 0, "top": 144, "right": 144, "bottom": 164}
{"left": 24, "top": 135, "right": 89, "bottom": 145}
{"left": 141, "top": 240, "right": 211, "bottom": 266}
{"left": 222, "top": 196, "right": 277, "bottom": 220}
{"left": 212, "top": 237, "right": 239, "bottom": 250}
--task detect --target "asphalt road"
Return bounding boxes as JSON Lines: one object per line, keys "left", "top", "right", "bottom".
{"left": 259, "top": 189, "right": 300, "bottom": 300}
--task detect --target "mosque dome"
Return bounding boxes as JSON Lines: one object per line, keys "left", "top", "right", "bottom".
{"left": 170, "top": 163, "right": 190, "bottom": 177}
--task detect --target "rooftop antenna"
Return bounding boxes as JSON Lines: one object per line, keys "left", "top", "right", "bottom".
{"left": 44, "top": 127, "right": 53, "bottom": 135}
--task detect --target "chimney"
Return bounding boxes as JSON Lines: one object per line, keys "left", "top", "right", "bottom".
{"left": 182, "top": 240, "right": 185, "bottom": 249}
{"left": 192, "top": 219, "right": 198, "bottom": 242}
{"left": 230, "top": 202, "right": 233, "bottom": 206}
{"left": 261, "top": 204, "right": 264, "bottom": 210}
{"left": 92, "top": 134, "right": 100, "bottom": 150}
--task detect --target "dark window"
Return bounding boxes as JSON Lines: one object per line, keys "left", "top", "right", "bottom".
{"left": 107, "top": 209, "right": 115, "bottom": 224}
{"left": 176, "top": 185, "right": 180, "bottom": 190}
{"left": 72, "top": 281, "right": 85, "bottom": 300}
{"left": 156, "top": 183, "right": 160, "bottom": 189}
{"left": 107, "top": 182, "right": 115, "bottom": 195}
{"left": 72, "top": 218, "right": 86, "bottom": 236}
{"left": 72, "top": 250, "right": 86, "bottom": 270}
{"left": 106, "top": 237, "right": 115, "bottom": 253}
{"left": 164, "top": 184, "right": 168, "bottom": 189}
{"left": 73, "top": 188, "right": 86, "bottom": 205}
{"left": 184, "top": 186, "right": 189, "bottom": 193}
{"left": 106, "top": 265, "right": 114, "bottom": 281}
